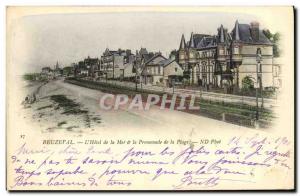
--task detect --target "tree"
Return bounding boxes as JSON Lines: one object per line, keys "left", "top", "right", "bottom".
{"left": 242, "top": 76, "right": 254, "bottom": 92}
{"left": 63, "top": 66, "right": 73, "bottom": 76}
{"left": 263, "top": 29, "right": 281, "bottom": 57}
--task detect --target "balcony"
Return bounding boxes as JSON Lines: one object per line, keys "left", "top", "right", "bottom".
{"left": 217, "top": 55, "right": 226, "bottom": 62}
{"left": 231, "top": 54, "right": 242, "bottom": 64}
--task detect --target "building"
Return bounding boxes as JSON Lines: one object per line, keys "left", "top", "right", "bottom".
{"left": 100, "top": 48, "right": 133, "bottom": 79}
{"left": 74, "top": 61, "right": 88, "bottom": 77}
{"left": 122, "top": 63, "right": 136, "bottom": 80}
{"left": 141, "top": 53, "right": 166, "bottom": 85}
{"left": 160, "top": 57, "right": 184, "bottom": 87}
{"left": 53, "top": 61, "right": 63, "bottom": 77}
{"left": 41, "top": 66, "right": 54, "bottom": 80}
{"left": 41, "top": 66, "right": 52, "bottom": 75}
{"left": 177, "top": 20, "right": 275, "bottom": 91}
{"left": 272, "top": 57, "right": 282, "bottom": 89}
{"left": 83, "top": 56, "right": 99, "bottom": 77}
{"left": 135, "top": 48, "right": 155, "bottom": 69}
{"left": 62, "top": 65, "right": 75, "bottom": 76}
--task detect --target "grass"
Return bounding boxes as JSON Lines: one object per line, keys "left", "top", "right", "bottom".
{"left": 199, "top": 100, "right": 274, "bottom": 121}
{"left": 23, "top": 73, "right": 40, "bottom": 81}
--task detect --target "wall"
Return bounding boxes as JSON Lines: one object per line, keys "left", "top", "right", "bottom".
{"left": 239, "top": 44, "right": 274, "bottom": 88}
{"left": 124, "top": 63, "right": 135, "bottom": 78}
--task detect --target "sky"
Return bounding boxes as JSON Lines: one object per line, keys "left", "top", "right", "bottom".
{"left": 12, "top": 11, "right": 274, "bottom": 73}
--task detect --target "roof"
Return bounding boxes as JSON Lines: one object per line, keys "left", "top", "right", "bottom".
{"left": 231, "top": 23, "right": 272, "bottom": 45}
{"left": 159, "top": 58, "right": 174, "bottom": 67}
{"left": 142, "top": 53, "right": 154, "bottom": 62}
{"left": 103, "top": 48, "right": 119, "bottom": 56}
{"left": 141, "top": 54, "right": 167, "bottom": 73}
{"left": 189, "top": 32, "right": 195, "bottom": 48}
{"left": 184, "top": 21, "right": 272, "bottom": 50}
{"left": 179, "top": 34, "right": 186, "bottom": 49}
{"left": 144, "top": 54, "right": 166, "bottom": 65}
{"left": 196, "top": 36, "right": 217, "bottom": 49}
{"left": 192, "top": 34, "right": 210, "bottom": 47}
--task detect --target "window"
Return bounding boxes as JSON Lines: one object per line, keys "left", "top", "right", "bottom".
{"left": 234, "top": 47, "right": 239, "bottom": 54}
{"left": 175, "top": 67, "right": 178, "bottom": 72}
{"left": 219, "top": 49, "right": 224, "bottom": 55}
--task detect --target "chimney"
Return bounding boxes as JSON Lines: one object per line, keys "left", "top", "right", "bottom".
{"left": 250, "top": 21, "right": 260, "bottom": 42}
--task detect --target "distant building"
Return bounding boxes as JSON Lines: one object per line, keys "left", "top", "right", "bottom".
{"left": 74, "top": 61, "right": 88, "bottom": 77}
{"left": 62, "top": 65, "right": 75, "bottom": 76}
{"left": 41, "top": 66, "right": 54, "bottom": 80}
{"left": 100, "top": 48, "right": 133, "bottom": 79}
{"left": 135, "top": 48, "right": 155, "bottom": 69}
{"left": 129, "top": 48, "right": 154, "bottom": 83}
{"left": 122, "top": 62, "right": 136, "bottom": 80}
{"left": 53, "top": 61, "right": 63, "bottom": 77}
{"left": 41, "top": 66, "right": 52, "bottom": 74}
{"left": 177, "top": 20, "right": 275, "bottom": 91}
{"left": 83, "top": 56, "right": 99, "bottom": 77}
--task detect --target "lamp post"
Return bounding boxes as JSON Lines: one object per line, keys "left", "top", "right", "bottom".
{"left": 256, "top": 48, "right": 264, "bottom": 108}
{"left": 140, "top": 69, "right": 143, "bottom": 90}
{"left": 255, "top": 48, "right": 262, "bottom": 122}
{"left": 134, "top": 61, "right": 138, "bottom": 91}
{"left": 172, "top": 79, "right": 175, "bottom": 94}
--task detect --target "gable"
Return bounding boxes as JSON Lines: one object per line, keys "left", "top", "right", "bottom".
{"left": 164, "top": 61, "right": 182, "bottom": 70}
{"left": 145, "top": 55, "right": 167, "bottom": 66}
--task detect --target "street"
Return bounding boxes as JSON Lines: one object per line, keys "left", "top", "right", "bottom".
{"left": 19, "top": 79, "right": 261, "bottom": 137}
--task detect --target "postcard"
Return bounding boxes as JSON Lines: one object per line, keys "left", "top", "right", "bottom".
{"left": 6, "top": 6, "right": 295, "bottom": 191}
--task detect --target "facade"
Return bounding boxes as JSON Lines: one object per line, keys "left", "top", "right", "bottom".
{"left": 74, "top": 61, "right": 88, "bottom": 77}
{"left": 41, "top": 66, "right": 53, "bottom": 75}
{"left": 122, "top": 63, "right": 136, "bottom": 80}
{"left": 130, "top": 48, "right": 156, "bottom": 83}
{"left": 100, "top": 48, "right": 133, "bottom": 79}
{"left": 161, "top": 57, "right": 184, "bottom": 87}
{"left": 41, "top": 66, "right": 54, "bottom": 80}
{"left": 83, "top": 56, "right": 99, "bottom": 77}
{"left": 135, "top": 48, "right": 155, "bottom": 69}
{"left": 177, "top": 20, "right": 275, "bottom": 91}
{"left": 272, "top": 57, "right": 282, "bottom": 88}
{"left": 141, "top": 53, "right": 166, "bottom": 85}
